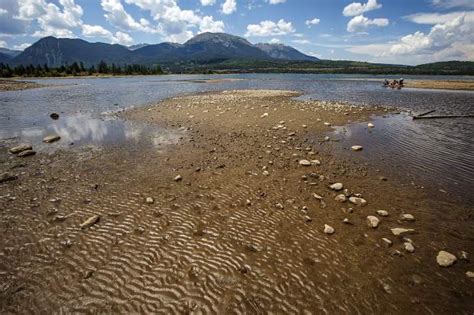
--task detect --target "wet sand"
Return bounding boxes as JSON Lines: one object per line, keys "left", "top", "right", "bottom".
{"left": 1, "top": 90, "right": 473, "bottom": 313}
{"left": 405, "top": 80, "right": 474, "bottom": 91}
{"left": 0, "top": 79, "right": 44, "bottom": 92}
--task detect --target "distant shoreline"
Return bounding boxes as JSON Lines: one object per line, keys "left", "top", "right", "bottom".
{"left": 404, "top": 80, "right": 474, "bottom": 91}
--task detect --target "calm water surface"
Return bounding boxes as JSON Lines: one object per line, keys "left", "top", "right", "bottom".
{"left": 1, "top": 74, "right": 473, "bottom": 203}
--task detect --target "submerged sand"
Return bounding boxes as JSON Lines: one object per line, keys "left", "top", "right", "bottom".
{"left": 1, "top": 90, "right": 473, "bottom": 313}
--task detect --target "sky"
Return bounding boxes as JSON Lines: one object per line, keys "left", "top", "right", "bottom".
{"left": 0, "top": 0, "right": 473, "bottom": 65}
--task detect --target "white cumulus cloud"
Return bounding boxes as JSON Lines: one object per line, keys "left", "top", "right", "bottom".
{"left": 245, "top": 19, "right": 295, "bottom": 37}
{"left": 343, "top": 0, "right": 382, "bottom": 17}
{"left": 347, "top": 14, "right": 474, "bottom": 64}
{"left": 200, "top": 0, "right": 216, "bottom": 6}
{"left": 267, "top": 0, "right": 286, "bottom": 4}
{"left": 305, "top": 18, "right": 320, "bottom": 27}
{"left": 222, "top": 0, "right": 236, "bottom": 15}
{"left": 347, "top": 14, "right": 388, "bottom": 32}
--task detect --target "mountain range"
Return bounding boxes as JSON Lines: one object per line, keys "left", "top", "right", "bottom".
{"left": 6, "top": 32, "right": 319, "bottom": 68}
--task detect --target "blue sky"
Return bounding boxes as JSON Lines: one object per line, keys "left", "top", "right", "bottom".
{"left": 0, "top": 0, "right": 473, "bottom": 65}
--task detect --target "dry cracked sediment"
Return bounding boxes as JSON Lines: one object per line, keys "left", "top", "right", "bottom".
{"left": 0, "top": 90, "right": 473, "bottom": 313}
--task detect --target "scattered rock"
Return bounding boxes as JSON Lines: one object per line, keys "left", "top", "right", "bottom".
{"left": 80, "top": 215, "right": 100, "bottom": 230}
{"left": 43, "top": 135, "right": 61, "bottom": 143}
{"left": 9, "top": 144, "right": 32, "bottom": 154}
{"left": 351, "top": 145, "right": 363, "bottom": 151}
{"left": 50, "top": 112, "right": 59, "bottom": 120}
{"left": 376, "top": 210, "right": 389, "bottom": 217}
{"left": 368, "top": 122, "right": 375, "bottom": 128}
{"left": 18, "top": 150, "right": 36, "bottom": 157}
{"left": 366, "top": 215, "right": 380, "bottom": 228}
{"left": 329, "top": 183, "right": 343, "bottom": 191}
{"left": 401, "top": 214, "right": 415, "bottom": 221}
{"left": 404, "top": 242, "right": 415, "bottom": 253}
{"left": 239, "top": 264, "right": 252, "bottom": 274}
{"left": 146, "top": 197, "right": 154, "bottom": 204}
{"left": 342, "top": 218, "right": 351, "bottom": 224}
{"left": 459, "top": 251, "right": 469, "bottom": 261}
{"left": 0, "top": 172, "right": 18, "bottom": 183}
{"left": 304, "top": 216, "right": 312, "bottom": 223}
{"left": 466, "top": 271, "right": 474, "bottom": 278}
{"left": 349, "top": 197, "right": 367, "bottom": 206}
{"left": 299, "top": 160, "right": 311, "bottom": 166}
{"left": 310, "top": 160, "right": 321, "bottom": 166}
{"left": 262, "top": 170, "right": 269, "bottom": 176}
{"left": 174, "top": 175, "right": 183, "bottom": 181}
{"left": 324, "top": 224, "right": 335, "bottom": 234}
{"left": 260, "top": 113, "right": 268, "bottom": 118}
{"left": 382, "top": 238, "right": 393, "bottom": 247}
{"left": 335, "top": 194, "right": 347, "bottom": 202}
{"left": 391, "top": 228, "right": 415, "bottom": 236}
{"left": 313, "top": 193, "right": 323, "bottom": 200}
{"left": 436, "top": 251, "right": 457, "bottom": 267}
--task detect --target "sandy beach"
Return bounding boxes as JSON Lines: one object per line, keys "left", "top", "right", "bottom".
{"left": 404, "top": 80, "right": 474, "bottom": 91}
{"left": 0, "top": 79, "right": 44, "bottom": 92}
{"left": 1, "top": 90, "right": 473, "bottom": 313}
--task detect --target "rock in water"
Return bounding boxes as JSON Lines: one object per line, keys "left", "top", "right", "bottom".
{"left": 18, "top": 150, "right": 36, "bottom": 157}
{"left": 299, "top": 160, "right": 311, "bottom": 166}
{"left": 43, "top": 135, "right": 61, "bottom": 143}
{"left": 9, "top": 144, "right": 32, "bottom": 154}
{"left": 351, "top": 145, "right": 363, "bottom": 151}
{"left": 366, "top": 216, "right": 380, "bottom": 228}
{"left": 50, "top": 112, "right": 60, "bottom": 120}
{"left": 80, "top": 215, "right": 100, "bottom": 229}
{"left": 146, "top": 197, "right": 154, "bottom": 204}
{"left": 437, "top": 251, "right": 457, "bottom": 267}
{"left": 401, "top": 214, "right": 415, "bottom": 221}
{"left": 349, "top": 197, "right": 367, "bottom": 206}
{"left": 0, "top": 172, "right": 18, "bottom": 183}
{"left": 329, "top": 183, "right": 343, "bottom": 191}
{"left": 335, "top": 194, "right": 347, "bottom": 202}
{"left": 391, "top": 228, "right": 415, "bottom": 236}
{"left": 376, "top": 210, "right": 389, "bottom": 217}
{"left": 382, "top": 238, "right": 393, "bottom": 247}
{"left": 404, "top": 242, "right": 415, "bottom": 253}
{"left": 174, "top": 175, "right": 183, "bottom": 181}
{"left": 368, "top": 123, "right": 375, "bottom": 128}
{"left": 324, "top": 224, "right": 335, "bottom": 234}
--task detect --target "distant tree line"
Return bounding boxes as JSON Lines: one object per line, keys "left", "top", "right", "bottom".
{"left": 0, "top": 60, "right": 163, "bottom": 77}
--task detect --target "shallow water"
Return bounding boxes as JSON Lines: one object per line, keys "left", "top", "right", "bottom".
{"left": 1, "top": 73, "right": 473, "bottom": 204}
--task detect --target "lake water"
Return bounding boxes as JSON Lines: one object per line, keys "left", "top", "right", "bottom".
{"left": 1, "top": 74, "right": 473, "bottom": 203}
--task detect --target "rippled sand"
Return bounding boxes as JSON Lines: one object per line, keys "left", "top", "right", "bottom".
{"left": 1, "top": 90, "right": 473, "bottom": 313}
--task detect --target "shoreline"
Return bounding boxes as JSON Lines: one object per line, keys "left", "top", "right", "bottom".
{"left": 1, "top": 90, "right": 473, "bottom": 313}
{"left": 0, "top": 79, "right": 45, "bottom": 92}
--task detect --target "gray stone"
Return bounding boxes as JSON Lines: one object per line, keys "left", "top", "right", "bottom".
{"left": 376, "top": 210, "right": 389, "bottom": 217}
{"left": 329, "top": 183, "right": 343, "bottom": 191}
{"left": 391, "top": 228, "right": 415, "bottom": 236}
{"left": 404, "top": 242, "right": 415, "bottom": 253}
{"left": 437, "top": 251, "right": 457, "bottom": 267}
{"left": 299, "top": 159, "right": 311, "bottom": 166}
{"left": 349, "top": 197, "right": 367, "bottom": 206}
{"left": 324, "top": 224, "right": 335, "bottom": 234}
{"left": 9, "top": 144, "right": 32, "bottom": 154}
{"left": 335, "top": 194, "right": 347, "bottom": 202}
{"left": 43, "top": 135, "right": 61, "bottom": 143}
{"left": 18, "top": 150, "right": 36, "bottom": 157}
{"left": 366, "top": 215, "right": 380, "bottom": 228}
{"left": 401, "top": 214, "right": 415, "bottom": 221}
